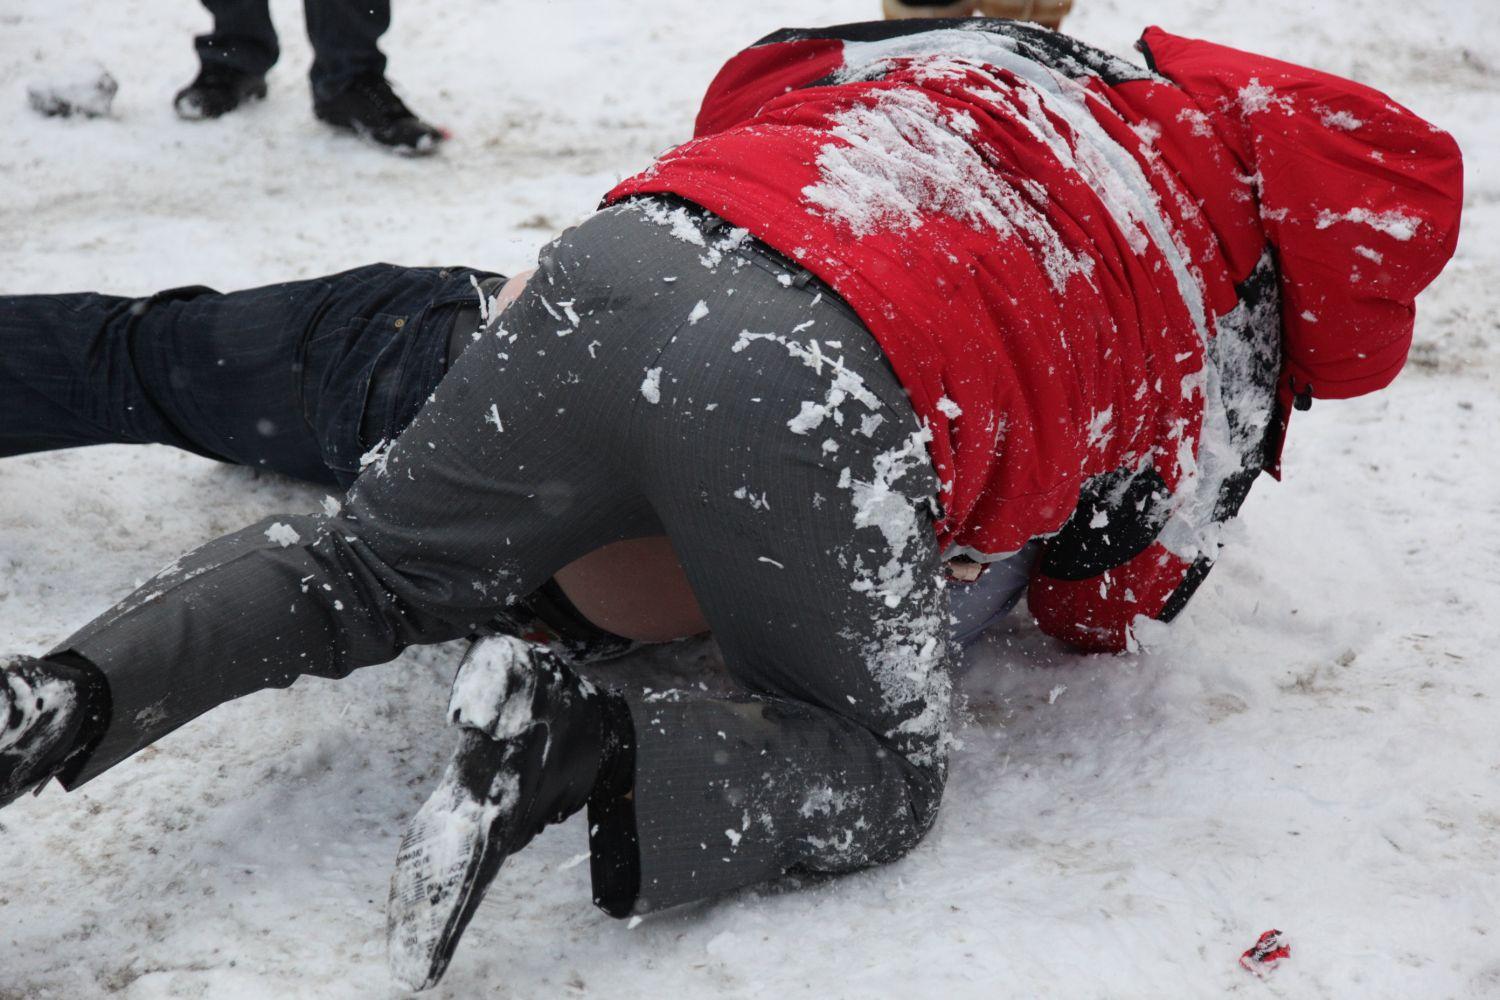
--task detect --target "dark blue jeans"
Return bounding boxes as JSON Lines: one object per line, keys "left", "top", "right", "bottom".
{"left": 0, "top": 263, "right": 495, "bottom": 489}
{"left": 195, "top": 0, "right": 391, "bottom": 100}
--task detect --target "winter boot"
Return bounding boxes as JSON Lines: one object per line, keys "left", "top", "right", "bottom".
{"left": 312, "top": 74, "right": 446, "bottom": 156}
{"left": 882, "top": 0, "right": 979, "bottom": 17}
{"left": 1, "top": 654, "right": 108, "bottom": 809}
{"left": 387, "top": 636, "right": 631, "bottom": 990}
{"left": 173, "top": 66, "right": 268, "bottom": 120}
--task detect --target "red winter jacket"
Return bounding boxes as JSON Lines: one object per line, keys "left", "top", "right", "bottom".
{"left": 606, "top": 21, "right": 1462, "bottom": 651}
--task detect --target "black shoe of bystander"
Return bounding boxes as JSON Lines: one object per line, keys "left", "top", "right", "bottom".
{"left": 173, "top": 66, "right": 268, "bottom": 121}
{"left": 313, "top": 75, "right": 446, "bottom": 156}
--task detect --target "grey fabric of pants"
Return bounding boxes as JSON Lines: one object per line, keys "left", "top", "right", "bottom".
{"left": 57, "top": 198, "right": 955, "bottom": 914}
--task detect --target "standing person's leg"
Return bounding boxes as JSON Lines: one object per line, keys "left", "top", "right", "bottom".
{"left": 303, "top": 0, "right": 389, "bottom": 104}
{"left": 304, "top": 0, "right": 445, "bottom": 155}
{"left": 176, "top": 0, "right": 278, "bottom": 119}
{"left": 0, "top": 264, "right": 492, "bottom": 487}
{"left": 195, "top": 0, "right": 280, "bottom": 81}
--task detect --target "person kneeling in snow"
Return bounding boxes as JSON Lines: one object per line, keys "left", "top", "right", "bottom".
{"left": 0, "top": 20, "right": 1461, "bottom": 990}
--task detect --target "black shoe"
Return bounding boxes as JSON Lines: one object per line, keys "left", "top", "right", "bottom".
{"left": 387, "top": 636, "right": 623, "bottom": 990}
{"left": 173, "top": 66, "right": 268, "bottom": 121}
{"left": 313, "top": 75, "right": 445, "bottom": 156}
{"left": 0, "top": 655, "right": 102, "bottom": 809}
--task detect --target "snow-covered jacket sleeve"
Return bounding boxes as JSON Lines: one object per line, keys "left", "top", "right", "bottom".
{"left": 1026, "top": 465, "right": 1235, "bottom": 655}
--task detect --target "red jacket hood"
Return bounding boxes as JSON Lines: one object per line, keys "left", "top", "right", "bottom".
{"left": 1138, "top": 26, "right": 1464, "bottom": 401}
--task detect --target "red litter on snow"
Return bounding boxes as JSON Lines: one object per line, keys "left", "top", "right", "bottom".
{"left": 1239, "top": 929, "right": 1291, "bottom": 976}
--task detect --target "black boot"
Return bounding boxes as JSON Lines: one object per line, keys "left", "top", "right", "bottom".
{"left": 1, "top": 654, "right": 108, "bottom": 809}
{"left": 312, "top": 75, "right": 445, "bottom": 156}
{"left": 173, "top": 66, "right": 268, "bottom": 121}
{"left": 387, "top": 636, "right": 630, "bottom": 990}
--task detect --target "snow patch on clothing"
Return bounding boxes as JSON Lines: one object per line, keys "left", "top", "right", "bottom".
{"left": 1319, "top": 108, "right": 1365, "bottom": 131}
{"left": 640, "top": 367, "right": 663, "bottom": 404}
{"left": 358, "top": 438, "right": 394, "bottom": 476}
{"left": 802, "top": 88, "right": 1091, "bottom": 294}
{"left": 847, "top": 426, "right": 935, "bottom": 609}
{"left": 799, "top": 785, "right": 858, "bottom": 818}
{"left": 0, "top": 663, "right": 78, "bottom": 766}
{"left": 469, "top": 273, "right": 504, "bottom": 328}
{"left": 447, "top": 635, "right": 539, "bottom": 741}
{"left": 1314, "top": 206, "right": 1422, "bottom": 241}
{"left": 628, "top": 199, "right": 753, "bottom": 270}
{"left": 732, "top": 330, "right": 885, "bottom": 436}
{"left": 840, "top": 425, "right": 952, "bottom": 762}
{"left": 732, "top": 486, "right": 771, "bottom": 511}
{"left": 1237, "top": 78, "right": 1295, "bottom": 116}
{"left": 264, "top": 522, "right": 301, "bottom": 548}
{"left": 628, "top": 199, "right": 708, "bottom": 248}
{"left": 824, "top": 29, "right": 1212, "bottom": 337}
{"left": 1156, "top": 251, "right": 1281, "bottom": 560}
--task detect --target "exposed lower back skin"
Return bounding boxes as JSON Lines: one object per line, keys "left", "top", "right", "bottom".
{"left": 495, "top": 269, "right": 534, "bottom": 310}
{"left": 553, "top": 536, "right": 709, "bottom": 642}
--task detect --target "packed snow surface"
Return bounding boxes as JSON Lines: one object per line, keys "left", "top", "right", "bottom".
{"left": 2, "top": 0, "right": 1499, "bottom": 997}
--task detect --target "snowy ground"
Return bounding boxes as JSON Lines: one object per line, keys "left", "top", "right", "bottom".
{"left": 3, "top": 0, "right": 1498, "bottom": 996}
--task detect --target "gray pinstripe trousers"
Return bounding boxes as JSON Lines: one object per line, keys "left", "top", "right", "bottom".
{"left": 53, "top": 199, "right": 955, "bottom": 914}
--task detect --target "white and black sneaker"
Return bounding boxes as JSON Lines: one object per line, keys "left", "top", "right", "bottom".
{"left": 1, "top": 654, "right": 105, "bottom": 809}
{"left": 387, "top": 636, "right": 629, "bottom": 990}
{"left": 313, "top": 74, "right": 446, "bottom": 157}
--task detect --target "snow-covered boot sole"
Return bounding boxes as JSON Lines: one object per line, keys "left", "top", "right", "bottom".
{"left": 387, "top": 730, "right": 517, "bottom": 990}
{"left": 387, "top": 636, "right": 607, "bottom": 991}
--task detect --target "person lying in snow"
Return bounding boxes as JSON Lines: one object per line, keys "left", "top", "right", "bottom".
{"left": 0, "top": 19, "right": 1462, "bottom": 990}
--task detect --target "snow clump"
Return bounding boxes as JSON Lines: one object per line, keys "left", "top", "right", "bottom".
{"left": 264, "top": 522, "right": 301, "bottom": 547}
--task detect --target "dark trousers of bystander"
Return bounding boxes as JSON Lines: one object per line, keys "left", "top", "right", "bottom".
{"left": 194, "top": 0, "right": 392, "bottom": 101}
